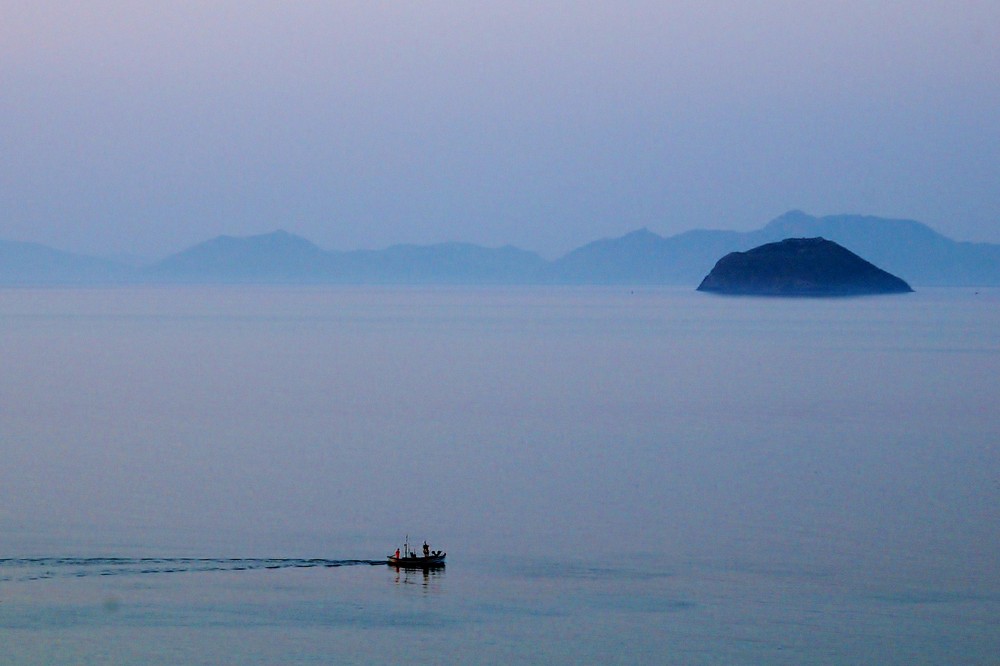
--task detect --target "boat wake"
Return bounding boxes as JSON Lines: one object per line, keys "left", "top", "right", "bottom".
{"left": 0, "top": 557, "right": 385, "bottom": 582}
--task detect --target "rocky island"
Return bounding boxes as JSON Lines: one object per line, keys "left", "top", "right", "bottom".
{"left": 697, "top": 237, "right": 913, "bottom": 296}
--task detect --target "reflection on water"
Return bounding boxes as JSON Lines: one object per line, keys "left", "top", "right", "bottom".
{"left": 392, "top": 564, "right": 445, "bottom": 593}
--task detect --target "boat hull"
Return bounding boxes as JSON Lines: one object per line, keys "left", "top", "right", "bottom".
{"left": 387, "top": 554, "right": 446, "bottom": 568}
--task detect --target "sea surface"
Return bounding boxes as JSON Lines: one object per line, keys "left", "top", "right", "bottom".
{"left": 0, "top": 286, "right": 997, "bottom": 664}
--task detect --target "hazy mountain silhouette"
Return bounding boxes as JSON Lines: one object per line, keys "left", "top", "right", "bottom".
{"left": 0, "top": 239, "right": 134, "bottom": 285}
{"left": 543, "top": 211, "right": 1000, "bottom": 286}
{"left": 1, "top": 211, "right": 997, "bottom": 285}
{"left": 547, "top": 212, "right": 955, "bottom": 285}
{"left": 542, "top": 227, "right": 751, "bottom": 284}
{"left": 148, "top": 232, "right": 546, "bottom": 284}
{"left": 697, "top": 237, "right": 913, "bottom": 296}
{"left": 150, "top": 230, "right": 336, "bottom": 281}
{"left": 753, "top": 211, "right": 999, "bottom": 286}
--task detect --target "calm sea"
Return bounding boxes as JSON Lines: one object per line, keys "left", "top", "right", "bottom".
{"left": 1, "top": 286, "right": 997, "bottom": 664}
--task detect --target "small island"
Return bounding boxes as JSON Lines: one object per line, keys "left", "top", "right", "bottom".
{"left": 697, "top": 237, "right": 913, "bottom": 296}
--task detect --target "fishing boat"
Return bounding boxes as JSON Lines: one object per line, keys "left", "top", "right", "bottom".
{"left": 388, "top": 536, "right": 446, "bottom": 567}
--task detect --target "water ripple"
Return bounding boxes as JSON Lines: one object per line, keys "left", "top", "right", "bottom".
{"left": 0, "top": 557, "right": 385, "bottom": 581}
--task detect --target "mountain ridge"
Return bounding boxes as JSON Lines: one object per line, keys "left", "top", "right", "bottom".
{"left": 1, "top": 212, "right": 997, "bottom": 286}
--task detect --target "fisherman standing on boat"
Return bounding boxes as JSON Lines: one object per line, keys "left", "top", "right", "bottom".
{"left": 394, "top": 548, "right": 401, "bottom": 559}
{"left": 422, "top": 542, "right": 430, "bottom": 557}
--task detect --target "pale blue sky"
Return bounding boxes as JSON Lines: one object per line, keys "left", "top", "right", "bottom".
{"left": 2, "top": 1, "right": 998, "bottom": 258}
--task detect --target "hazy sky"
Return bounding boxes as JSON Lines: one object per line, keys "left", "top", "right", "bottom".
{"left": 2, "top": 2, "right": 998, "bottom": 259}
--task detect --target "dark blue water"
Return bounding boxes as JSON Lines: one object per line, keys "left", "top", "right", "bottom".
{"left": 0, "top": 286, "right": 997, "bottom": 663}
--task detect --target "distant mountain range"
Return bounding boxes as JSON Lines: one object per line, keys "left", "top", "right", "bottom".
{"left": 150, "top": 231, "right": 548, "bottom": 284}
{"left": 0, "top": 239, "right": 135, "bottom": 284}
{"left": 2, "top": 211, "right": 998, "bottom": 286}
